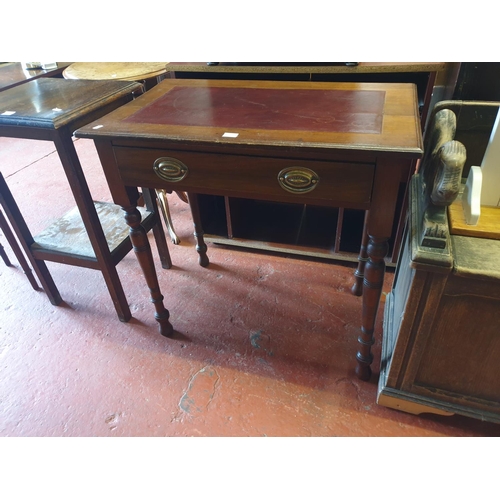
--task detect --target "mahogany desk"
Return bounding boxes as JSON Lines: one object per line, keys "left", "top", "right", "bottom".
{"left": 76, "top": 79, "right": 423, "bottom": 380}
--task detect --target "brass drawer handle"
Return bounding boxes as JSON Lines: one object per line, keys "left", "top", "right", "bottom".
{"left": 153, "top": 157, "right": 188, "bottom": 182}
{"left": 278, "top": 167, "right": 319, "bottom": 194}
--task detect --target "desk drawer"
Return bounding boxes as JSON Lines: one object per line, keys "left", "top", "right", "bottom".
{"left": 113, "top": 147, "right": 375, "bottom": 209}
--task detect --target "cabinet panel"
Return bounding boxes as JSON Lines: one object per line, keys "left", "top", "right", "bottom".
{"left": 414, "top": 286, "right": 500, "bottom": 402}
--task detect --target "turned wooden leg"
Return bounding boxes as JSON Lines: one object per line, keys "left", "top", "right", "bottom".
{"left": 351, "top": 211, "right": 369, "bottom": 296}
{"left": 186, "top": 193, "right": 209, "bottom": 267}
{"left": 123, "top": 206, "right": 174, "bottom": 337}
{"left": 355, "top": 236, "right": 388, "bottom": 381}
{"left": 142, "top": 188, "right": 172, "bottom": 270}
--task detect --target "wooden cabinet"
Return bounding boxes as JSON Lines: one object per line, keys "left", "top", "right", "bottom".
{"left": 378, "top": 177, "right": 500, "bottom": 424}
{"left": 167, "top": 63, "right": 457, "bottom": 263}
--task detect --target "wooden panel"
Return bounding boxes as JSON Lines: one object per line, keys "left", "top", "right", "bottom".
{"left": 165, "top": 62, "right": 447, "bottom": 74}
{"left": 113, "top": 147, "right": 375, "bottom": 209}
{"left": 414, "top": 288, "right": 500, "bottom": 402}
{"left": 448, "top": 199, "right": 500, "bottom": 239}
{"left": 452, "top": 235, "right": 500, "bottom": 280}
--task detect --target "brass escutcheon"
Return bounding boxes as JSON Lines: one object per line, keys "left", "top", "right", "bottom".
{"left": 277, "top": 167, "right": 319, "bottom": 194}
{"left": 153, "top": 157, "right": 188, "bottom": 182}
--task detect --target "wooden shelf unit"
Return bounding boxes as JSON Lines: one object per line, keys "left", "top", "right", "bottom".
{"left": 198, "top": 189, "right": 406, "bottom": 264}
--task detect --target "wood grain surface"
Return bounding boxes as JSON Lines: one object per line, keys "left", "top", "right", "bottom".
{"left": 63, "top": 62, "right": 168, "bottom": 81}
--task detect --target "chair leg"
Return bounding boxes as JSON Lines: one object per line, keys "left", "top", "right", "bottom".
{"left": 156, "top": 189, "right": 181, "bottom": 245}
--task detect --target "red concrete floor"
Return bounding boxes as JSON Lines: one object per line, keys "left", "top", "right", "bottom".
{"left": 0, "top": 135, "right": 499, "bottom": 438}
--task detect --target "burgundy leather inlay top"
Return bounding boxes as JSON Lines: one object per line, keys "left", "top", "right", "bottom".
{"left": 124, "top": 86, "right": 385, "bottom": 134}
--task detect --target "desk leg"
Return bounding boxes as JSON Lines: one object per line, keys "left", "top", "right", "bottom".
{"left": 187, "top": 193, "right": 210, "bottom": 267}
{"left": 356, "top": 236, "right": 388, "bottom": 381}
{"left": 351, "top": 211, "right": 369, "bottom": 296}
{"left": 123, "top": 205, "right": 174, "bottom": 337}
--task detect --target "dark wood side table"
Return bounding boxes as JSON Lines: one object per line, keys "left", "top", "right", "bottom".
{"left": 0, "top": 62, "right": 72, "bottom": 92}
{"left": 76, "top": 78, "right": 423, "bottom": 380}
{"left": 0, "top": 78, "right": 171, "bottom": 321}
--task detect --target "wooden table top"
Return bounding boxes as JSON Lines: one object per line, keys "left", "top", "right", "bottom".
{"left": 0, "top": 62, "right": 72, "bottom": 92}
{"left": 166, "top": 62, "right": 447, "bottom": 74}
{"left": 76, "top": 78, "right": 423, "bottom": 157}
{"left": 63, "top": 62, "right": 169, "bottom": 81}
{"left": 0, "top": 78, "right": 142, "bottom": 130}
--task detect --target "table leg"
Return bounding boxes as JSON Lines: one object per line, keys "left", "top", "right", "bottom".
{"left": 55, "top": 132, "right": 132, "bottom": 322}
{"left": 142, "top": 188, "right": 172, "bottom": 269}
{"left": 0, "top": 241, "right": 10, "bottom": 266}
{"left": 356, "top": 235, "right": 388, "bottom": 381}
{"left": 0, "top": 208, "right": 39, "bottom": 290}
{"left": 123, "top": 205, "right": 174, "bottom": 337}
{"left": 0, "top": 172, "right": 61, "bottom": 303}
{"left": 186, "top": 193, "right": 210, "bottom": 267}
{"left": 351, "top": 211, "right": 369, "bottom": 296}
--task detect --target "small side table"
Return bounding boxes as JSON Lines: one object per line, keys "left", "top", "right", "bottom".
{"left": 0, "top": 78, "right": 171, "bottom": 322}
{"left": 63, "top": 62, "right": 168, "bottom": 90}
{"left": 0, "top": 62, "right": 72, "bottom": 92}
